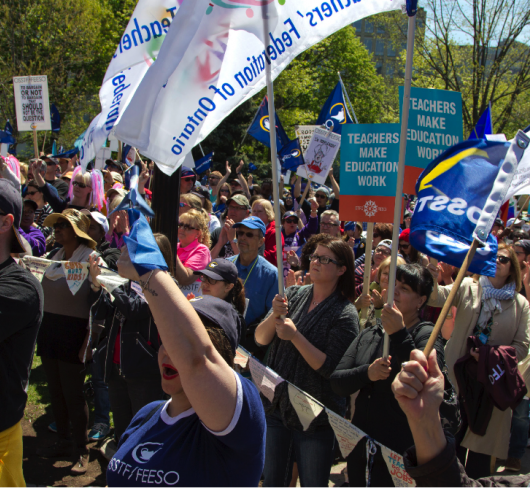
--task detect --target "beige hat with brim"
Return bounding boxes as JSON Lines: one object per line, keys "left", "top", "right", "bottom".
{"left": 43, "top": 208, "right": 97, "bottom": 250}
{"left": 107, "top": 188, "right": 127, "bottom": 201}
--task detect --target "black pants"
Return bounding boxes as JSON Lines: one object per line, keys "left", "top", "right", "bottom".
{"left": 41, "top": 356, "right": 88, "bottom": 449}
{"left": 455, "top": 411, "right": 492, "bottom": 480}
{"left": 347, "top": 438, "right": 394, "bottom": 487}
{"left": 108, "top": 364, "right": 165, "bottom": 442}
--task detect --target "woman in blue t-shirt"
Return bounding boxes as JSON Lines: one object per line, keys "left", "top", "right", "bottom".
{"left": 106, "top": 228, "right": 266, "bottom": 487}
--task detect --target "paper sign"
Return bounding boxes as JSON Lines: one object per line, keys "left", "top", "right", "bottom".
{"left": 13, "top": 75, "right": 52, "bottom": 131}
{"left": 399, "top": 87, "right": 463, "bottom": 194}
{"left": 340, "top": 123, "right": 400, "bottom": 223}
{"left": 249, "top": 357, "right": 284, "bottom": 402}
{"left": 179, "top": 281, "right": 202, "bottom": 298}
{"left": 295, "top": 125, "right": 322, "bottom": 157}
{"left": 97, "top": 268, "right": 129, "bottom": 294}
{"left": 296, "top": 128, "right": 341, "bottom": 185}
{"left": 22, "top": 256, "right": 54, "bottom": 282}
{"left": 380, "top": 444, "right": 416, "bottom": 487}
{"left": 235, "top": 347, "right": 250, "bottom": 368}
{"left": 288, "top": 384, "right": 323, "bottom": 431}
{"left": 61, "top": 261, "right": 89, "bottom": 295}
{"left": 326, "top": 409, "right": 366, "bottom": 459}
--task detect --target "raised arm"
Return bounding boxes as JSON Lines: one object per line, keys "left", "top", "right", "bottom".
{"left": 212, "top": 161, "right": 231, "bottom": 199}
{"left": 329, "top": 173, "right": 340, "bottom": 199}
{"left": 236, "top": 160, "right": 251, "bottom": 199}
{"left": 294, "top": 175, "right": 302, "bottom": 199}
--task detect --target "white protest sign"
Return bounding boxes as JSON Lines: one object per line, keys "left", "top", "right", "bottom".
{"left": 288, "top": 384, "right": 323, "bottom": 431}
{"left": 95, "top": 147, "right": 112, "bottom": 171}
{"left": 13, "top": 76, "right": 51, "bottom": 131}
{"left": 326, "top": 409, "right": 366, "bottom": 459}
{"left": 297, "top": 128, "right": 341, "bottom": 185}
{"left": 249, "top": 357, "right": 284, "bottom": 402}
{"left": 235, "top": 347, "right": 250, "bottom": 368}
{"left": 22, "top": 256, "right": 54, "bottom": 282}
{"left": 0, "top": 144, "right": 8, "bottom": 157}
{"left": 180, "top": 281, "right": 202, "bottom": 298}
{"left": 380, "top": 444, "right": 416, "bottom": 487}
{"left": 61, "top": 262, "right": 90, "bottom": 295}
{"left": 295, "top": 125, "right": 321, "bottom": 157}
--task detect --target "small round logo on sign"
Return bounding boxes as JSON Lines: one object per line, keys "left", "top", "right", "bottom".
{"left": 363, "top": 200, "right": 378, "bottom": 217}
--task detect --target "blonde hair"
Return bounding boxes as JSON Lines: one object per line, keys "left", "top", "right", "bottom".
{"left": 181, "top": 193, "right": 210, "bottom": 222}
{"left": 181, "top": 209, "right": 210, "bottom": 247}
{"left": 19, "top": 163, "right": 28, "bottom": 185}
{"left": 252, "top": 199, "right": 274, "bottom": 223}
{"left": 377, "top": 255, "right": 406, "bottom": 282}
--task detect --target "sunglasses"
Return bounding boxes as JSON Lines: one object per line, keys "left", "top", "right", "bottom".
{"left": 284, "top": 218, "right": 298, "bottom": 224}
{"left": 228, "top": 205, "right": 247, "bottom": 211}
{"left": 497, "top": 255, "right": 510, "bottom": 265}
{"left": 26, "top": 191, "right": 40, "bottom": 196}
{"left": 200, "top": 275, "right": 221, "bottom": 285}
{"left": 53, "top": 221, "right": 71, "bottom": 230}
{"left": 178, "top": 222, "right": 197, "bottom": 231}
{"left": 309, "top": 253, "right": 341, "bottom": 265}
{"left": 236, "top": 230, "right": 258, "bottom": 239}
{"left": 399, "top": 243, "right": 410, "bottom": 250}
{"left": 72, "top": 181, "right": 88, "bottom": 189}
{"left": 220, "top": 189, "right": 230, "bottom": 193}
{"left": 315, "top": 194, "right": 327, "bottom": 199}
{"left": 182, "top": 177, "right": 195, "bottom": 182}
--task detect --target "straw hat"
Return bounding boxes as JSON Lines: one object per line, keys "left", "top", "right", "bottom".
{"left": 43, "top": 208, "right": 97, "bottom": 249}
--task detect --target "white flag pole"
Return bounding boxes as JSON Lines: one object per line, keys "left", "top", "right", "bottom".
{"left": 383, "top": 13, "right": 416, "bottom": 359}
{"left": 263, "top": 4, "right": 285, "bottom": 297}
{"left": 337, "top": 71, "right": 359, "bottom": 124}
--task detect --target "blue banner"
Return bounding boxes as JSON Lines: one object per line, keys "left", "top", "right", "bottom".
{"left": 468, "top": 105, "right": 493, "bottom": 140}
{"left": 316, "top": 82, "right": 353, "bottom": 135}
{"left": 195, "top": 152, "right": 214, "bottom": 174}
{"left": 410, "top": 138, "right": 512, "bottom": 276}
{"left": 51, "top": 104, "right": 61, "bottom": 132}
{"left": 279, "top": 139, "right": 304, "bottom": 171}
{"left": 248, "top": 97, "right": 289, "bottom": 151}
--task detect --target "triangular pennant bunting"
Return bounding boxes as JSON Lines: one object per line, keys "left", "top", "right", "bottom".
{"left": 380, "top": 444, "right": 416, "bottom": 487}
{"left": 61, "top": 262, "right": 90, "bottom": 295}
{"left": 249, "top": 357, "right": 284, "bottom": 402}
{"left": 97, "top": 268, "right": 129, "bottom": 294}
{"left": 326, "top": 409, "right": 366, "bottom": 459}
{"left": 22, "top": 256, "right": 54, "bottom": 282}
{"left": 288, "top": 384, "right": 324, "bottom": 431}
{"left": 235, "top": 347, "right": 250, "bottom": 368}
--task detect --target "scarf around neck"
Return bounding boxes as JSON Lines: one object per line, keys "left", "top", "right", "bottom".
{"left": 477, "top": 275, "right": 516, "bottom": 329}
{"left": 44, "top": 244, "right": 96, "bottom": 281}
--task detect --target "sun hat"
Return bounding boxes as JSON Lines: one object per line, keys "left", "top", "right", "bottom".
{"left": 43, "top": 209, "right": 97, "bottom": 249}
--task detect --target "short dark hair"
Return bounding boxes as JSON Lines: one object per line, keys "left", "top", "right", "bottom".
{"left": 395, "top": 263, "right": 434, "bottom": 309}
{"left": 374, "top": 223, "right": 393, "bottom": 240}
{"left": 200, "top": 316, "right": 235, "bottom": 368}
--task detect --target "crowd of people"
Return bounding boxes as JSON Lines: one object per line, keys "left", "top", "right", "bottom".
{"left": 2, "top": 151, "right": 530, "bottom": 487}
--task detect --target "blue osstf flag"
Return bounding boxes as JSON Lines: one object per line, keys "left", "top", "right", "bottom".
{"left": 195, "top": 152, "right": 213, "bottom": 175}
{"left": 248, "top": 162, "right": 257, "bottom": 172}
{"left": 315, "top": 82, "right": 353, "bottom": 135}
{"left": 410, "top": 134, "right": 528, "bottom": 276}
{"left": 468, "top": 104, "right": 493, "bottom": 140}
{"left": 279, "top": 139, "right": 305, "bottom": 171}
{"left": 51, "top": 104, "right": 61, "bottom": 132}
{"left": 0, "top": 121, "right": 15, "bottom": 145}
{"left": 248, "top": 97, "right": 289, "bottom": 151}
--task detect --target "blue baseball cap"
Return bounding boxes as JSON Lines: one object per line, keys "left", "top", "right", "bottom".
{"left": 233, "top": 216, "right": 266, "bottom": 236}
{"left": 344, "top": 221, "right": 357, "bottom": 231}
{"left": 181, "top": 166, "right": 196, "bottom": 179}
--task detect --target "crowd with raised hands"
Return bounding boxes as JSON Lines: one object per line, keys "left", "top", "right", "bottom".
{"left": 3, "top": 150, "right": 530, "bottom": 487}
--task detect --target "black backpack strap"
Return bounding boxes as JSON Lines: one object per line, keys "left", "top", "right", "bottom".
{"left": 139, "top": 401, "right": 165, "bottom": 428}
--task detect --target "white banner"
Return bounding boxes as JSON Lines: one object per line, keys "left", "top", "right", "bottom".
{"left": 114, "top": 0, "right": 404, "bottom": 175}
{"left": 13, "top": 76, "right": 51, "bottom": 131}
{"left": 380, "top": 445, "right": 416, "bottom": 487}
{"left": 288, "top": 384, "right": 323, "bottom": 431}
{"left": 97, "top": 268, "right": 129, "bottom": 294}
{"left": 79, "top": 0, "right": 181, "bottom": 169}
{"left": 249, "top": 357, "right": 284, "bottom": 402}
{"left": 21, "top": 256, "right": 54, "bottom": 282}
{"left": 296, "top": 127, "right": 341, "bottom": 185}
{"left": 326, "top": 409, "right": 366, "bottom": 459}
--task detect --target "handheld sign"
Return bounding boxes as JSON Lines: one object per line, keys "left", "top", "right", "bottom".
{"left": 400, "top": 87, "right": 463, "bottom": 194}
{"left": 297, "top": 127, "right": 340, "bottom": 185}
{"left": 295, "top": 125, "right": 322, "bottom": 157}
{"left": 340, "top": 123, "right": 400, "bottom": 222}
{"left": 13, "top": 76, "right": 52, "bottom": 131}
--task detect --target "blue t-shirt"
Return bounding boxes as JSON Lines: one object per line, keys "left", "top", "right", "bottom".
{"left": 107, "top": 371, "right": 266, "bottom": 487}
{"left": 229, "top": 255, "right": 279, "bottom": 325}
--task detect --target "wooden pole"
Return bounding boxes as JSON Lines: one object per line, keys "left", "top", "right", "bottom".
{"left": 117, "top": 140, "right": 123, "bottom": 163}
{"left": 41, "top": 131, "right": 47, "bottom": 155}
{"left": 360, "top": 223, "right": 375, "bottom": 324}
{"left": 31, "top": 124, "right": 39, "bottom": 159}
{"left": 423, "top": 240, "right": 480, "bottom": 357}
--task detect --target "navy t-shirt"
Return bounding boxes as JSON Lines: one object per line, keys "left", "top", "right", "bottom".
{"left": 106, "top": 370, "right": 266, "bottom": 487}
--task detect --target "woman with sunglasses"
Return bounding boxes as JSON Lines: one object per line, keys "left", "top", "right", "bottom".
{"left": 25, "top": 180, "right": 53, "bottom": 237}
{"left": 427, "top": 243, "right": 529, "bottom": 478}
{"left": 181, "top": 192, "right": 220, "bottom": 234}
{"left": 175, "top": 209, "right": 212, "bottom": 296}
{"left": 399, "top": 229, "right": 428, "bottom": 266}
{"left": 213, "top": 182, "right": 231, "bottom": 219}
{"left": 331, "top": 263, "right": 445, "bottom": 486}
{"left": 255, "top": 236, "right": 358, "bottom": 487}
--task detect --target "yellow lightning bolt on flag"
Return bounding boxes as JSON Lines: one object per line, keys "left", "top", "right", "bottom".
{"left": 418, "top": 148, "right": 489, "bottom": 192}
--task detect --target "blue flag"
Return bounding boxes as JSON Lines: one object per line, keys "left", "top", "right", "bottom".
{"left": 110, "top": 188, "right": 154, "bottom": 219}
{"left": 51, "top": 104, "right": 61, "bottom": 132}
{"left": 55, "top": 147, "right": 79, "bottom": 158}
{"left": 248, "top": 97, "right": 289, "bottom": 151}
{"left": 0, "top": 121, "right": 15, "bottom": 145}
{"left": 249, "top": 162, "right": 257, "bottom": 172}
{"left": 410, "top": 138, "right": 519, "bottom": 276}
{"left": 195, "top": 152, "right": 214, "bottom": 174}
{"left": 468, "top": 104, "right": 493, "bottom": 140}
{"left": 316, "top": 82, "right": 353, "bottom": 134}
{"left": 279, "top": 138, "right": 305, "bottom": 171}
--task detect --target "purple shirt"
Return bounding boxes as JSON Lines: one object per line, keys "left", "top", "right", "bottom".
{"left": 19, "top": 226, "right": 46, "bottom": 257}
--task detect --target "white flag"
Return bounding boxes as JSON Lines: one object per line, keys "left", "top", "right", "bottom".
{"left": 288, "top": 384, "right": 323, "bottom": 431}
{"left": 380, "top": 444, "right": 416, "bottom": 487}
{"left": 79, "top": 0, "right": 181, "bottom": 169}
{"left": 504, "top": 129, "right": 530, "bottom": 200}
{"left": 326, "top": 409, "right": 366, "bottom": 459}
{"left": 114, "top": 0, "right": 404, "bottom": 175}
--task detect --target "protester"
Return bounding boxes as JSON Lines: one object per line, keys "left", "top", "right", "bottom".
{"left": 320, "top": 209, "right": 341, "bottom": 238}
{"left": 25, "top": 180, "right": 53, "bottom": 237}
{"left": 402, "top": 210, "right": 412, "bottom": 229}
{"left": 331, "top": 263, "right": 445, "bottom": 486}
{"left": 252, "top": 198, "right": 285, "bottom": 267}
{"left": 181, "top": 191, "right": 220, "bottom": 233}
{"left": 281, "top": 200, "right": 319, "bottom": 248}
{"left": 207, "top": 170, "right": 223, "bottom": 200}
{"left": 514, "top": 239, "right": 530, "bottom": 298}
{"left": 18, "top": 199, "right": 46, "bottom": 257}
{"left": 399, "top": 228, "right": 428, "bottom": 265}
{"left": 106, "top": 196, "right": 130, "bottom": 249}
{"left": 213, "top": 182, "right": 231, "bottom": 219}
{"left": 36, "top": 209, "right": 101, "bottom": 475}
{"left": 491, "top": 217, "right": 505, "bottom": 237}
{"left": 354, "top": 239, "right": 392, "bottom": 296}
{"left": 105, "top": 159, "right": 125, "bottom": 175}
{"left": 255, "top": 236, "right": 358, "bottom": 486}
{"left": 105, "top": 218, "right": 266, "bottom": 486}
{"left": 427, "top": 243, "right": 530, "bottom": 478}
{"left": 81, "top": 210, "right": 120, "bottom": 270}
{"left": 193, "top": 186, "right": 221, "bottom": 232}
{"left": 0, "top": 180, "right": 44, "bottom": 487}
{"left": 295, "top": 176, "right": 340, "bottom": 220}
{"left": 343, "top": 221, "right": 366, "bottom": 259}
{"left": 42, "top": 156, "right": 69, "bottom": 199}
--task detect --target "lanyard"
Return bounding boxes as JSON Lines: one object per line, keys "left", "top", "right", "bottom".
{"left": 239, "top": 256, "right": 259, "bottom": 286}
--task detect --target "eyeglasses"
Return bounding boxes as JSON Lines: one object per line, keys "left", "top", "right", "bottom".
{"left": 321, "top": 221, "right": 339, "bottom": 227}
{"left": 182, "top": 177, "right": 195, "bottom": 182}
{"left": 228, "top": 205, "right": 247, "bottom": 211}
{"left": 178, "top": 222, "right": 198, "bottom": 231}
{"left": 200, "top": 274, "right": 220, "bottom": 285}
{"left": 375, "top": 247, "right": 391, "bottom": 256}
{"left": 315, "top": 194, "right": 327, "bottom": 199}
{"left": 497, "top": 255, "right": 511, "bottom": 265}
{"left": 399, "top": 243, "right": 410, "bottom": 250}
{"left": 236, "top": 230, "right": 258, "bottom": 239}
{"left": 284, "top": 218, "right": 298, "bottom": 224}
{"left": 72, "top": 181, "right": 88, "bottom": 189}
{"left": 309, "top": 253, "right": 341, "bottom": 265}
{"left": 53, "top": 221, "right": 71, "bottom": 230}
{"left": 26, "top": 191, "right": 40, "bottom": 196}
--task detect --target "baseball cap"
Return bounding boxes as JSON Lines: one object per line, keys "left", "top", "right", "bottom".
{"left": 282, "top": 211, "right": 297, "bottom": 221}
{"left": 0, "top": 180, "right": 25, "bottom": 253}
{"left": 226, "top": 194, "right": 250, "bottom": 209}
{"left": 181, "top": 166, "right": 196, "bottom": 179}
{"left": 81, "top": 209, "right": 110, "bottom": 235}
{"left": 315, "top": 187, "right": 330, "bottom": 197}
{"left": 105, "top": 159, "right": 125, "bottom": 172}
{"left": 233, "top": 216, "right": 266, "bottom": 236}
{"left": 42, "top": 155, "right": 59, "bottom": 165}
{"left": 194, "top": 258, "right": 238, "bottom": 283}
{"left": 494, "top": 218, "right": 505, "bottom": 227}
{"left": 110, "top": 172, "right": 124, "bottom": 184}
{"left": 189, "top": 295, "right": 241, "bottom": 354}
{"left": 377, "top": 239, "right": 393, "bottom": 251}
{"left": 107, "top": 187, "right": 127, "bottom": 201}
{"left": 399, "top": 228, "right": 410, "bottom": 242}
{"left": 344, "top": 221, "right": 357, "bottom": 231}
{"left": 23, "top": 199, "right": 38, "bottom": 211}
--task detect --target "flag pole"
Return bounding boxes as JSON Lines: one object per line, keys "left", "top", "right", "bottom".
{"left": 337, "top": 71, "right": 359, "bottom": 124}
{"left": 360, "top": 223, "right": 375, "bottom": 327}
{"left": 383, "top": 12, "right": 417, "bottom": 359}
{"left": 263, "top": 4, "right": 284, "bottom": 297}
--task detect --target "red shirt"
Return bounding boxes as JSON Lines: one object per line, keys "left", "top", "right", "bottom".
{"left": 264, "top": 220, "right": 285, "bottom": 267}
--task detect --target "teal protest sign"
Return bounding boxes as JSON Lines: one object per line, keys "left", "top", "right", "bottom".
{"left": 399, "top": 87, "right": 463, "bottom": 194}
{"left": 340, "top": 123, "right": 400, "bottom": 223}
